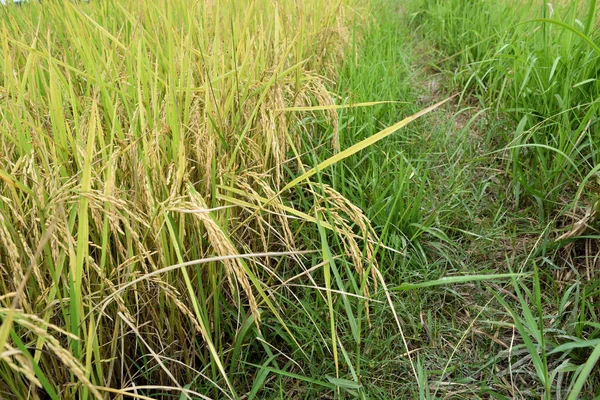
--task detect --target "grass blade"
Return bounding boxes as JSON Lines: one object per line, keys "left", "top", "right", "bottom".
{"left": 280, "top": 96, "right": 455, "bottom": 193}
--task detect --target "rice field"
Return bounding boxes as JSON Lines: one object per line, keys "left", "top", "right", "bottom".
{"left": 1, "top": 0, "right": 599, "bottom": 398}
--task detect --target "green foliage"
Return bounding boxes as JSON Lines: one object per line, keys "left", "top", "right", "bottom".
{"left": 411, "top": 0, "right": 600, "bottom": 213}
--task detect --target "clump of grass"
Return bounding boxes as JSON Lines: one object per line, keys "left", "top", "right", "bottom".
{"left": 411, "top": 0, "right": 600, "bottom": 217}
{"left": 405, "top": 0, "right": 600, "bottom": 397}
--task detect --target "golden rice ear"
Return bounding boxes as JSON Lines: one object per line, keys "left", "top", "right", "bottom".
{"left": 2, "top": 314, "right": 103, "bottom": 400}
{"left": 310, "top": 184, "right": 381, "bottom": 293}
{"left": 1, "top": 343, "right": 42, "bottom": 390}
{"left": 0, "top": 213, "right": 22, "bottom": 284}
{"left": 255, "top": 178, "right": 297, "bottom": 251}
{"left": 188, "top": 188, "right": 260, "bottom": 322}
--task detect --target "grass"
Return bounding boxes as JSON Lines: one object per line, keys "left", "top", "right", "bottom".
{"left": 1, "top": 0, "right": 600, "bottom": 398}
{"left": 410, "top": 0, "right": 600, "bottom": 216}
{"left": 400, "top": 0, "right": 600, "bottom": 397}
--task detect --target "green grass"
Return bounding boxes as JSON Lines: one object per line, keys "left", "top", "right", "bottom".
{"left": 2, "top": 0, "right": 600, "bottom": 398}
{"left": 410, "top": 0, "right": 600, "bottom": 216}
{"left": 300, "top": 0, "right": 600, "bottom": 397}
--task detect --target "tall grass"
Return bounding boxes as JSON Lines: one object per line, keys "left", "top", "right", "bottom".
{"left": 411, "top": 0, "right": 600, "bottom": 216}
{"left": 407, "top": 0, "right": 600, "bottom": 397}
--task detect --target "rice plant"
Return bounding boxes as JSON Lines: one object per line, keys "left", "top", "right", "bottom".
{"left": 0, "top": 0, "right": 367, "bottom": 398}
{"left": 0, "top": 0, "right": 460, "bottom": 397}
